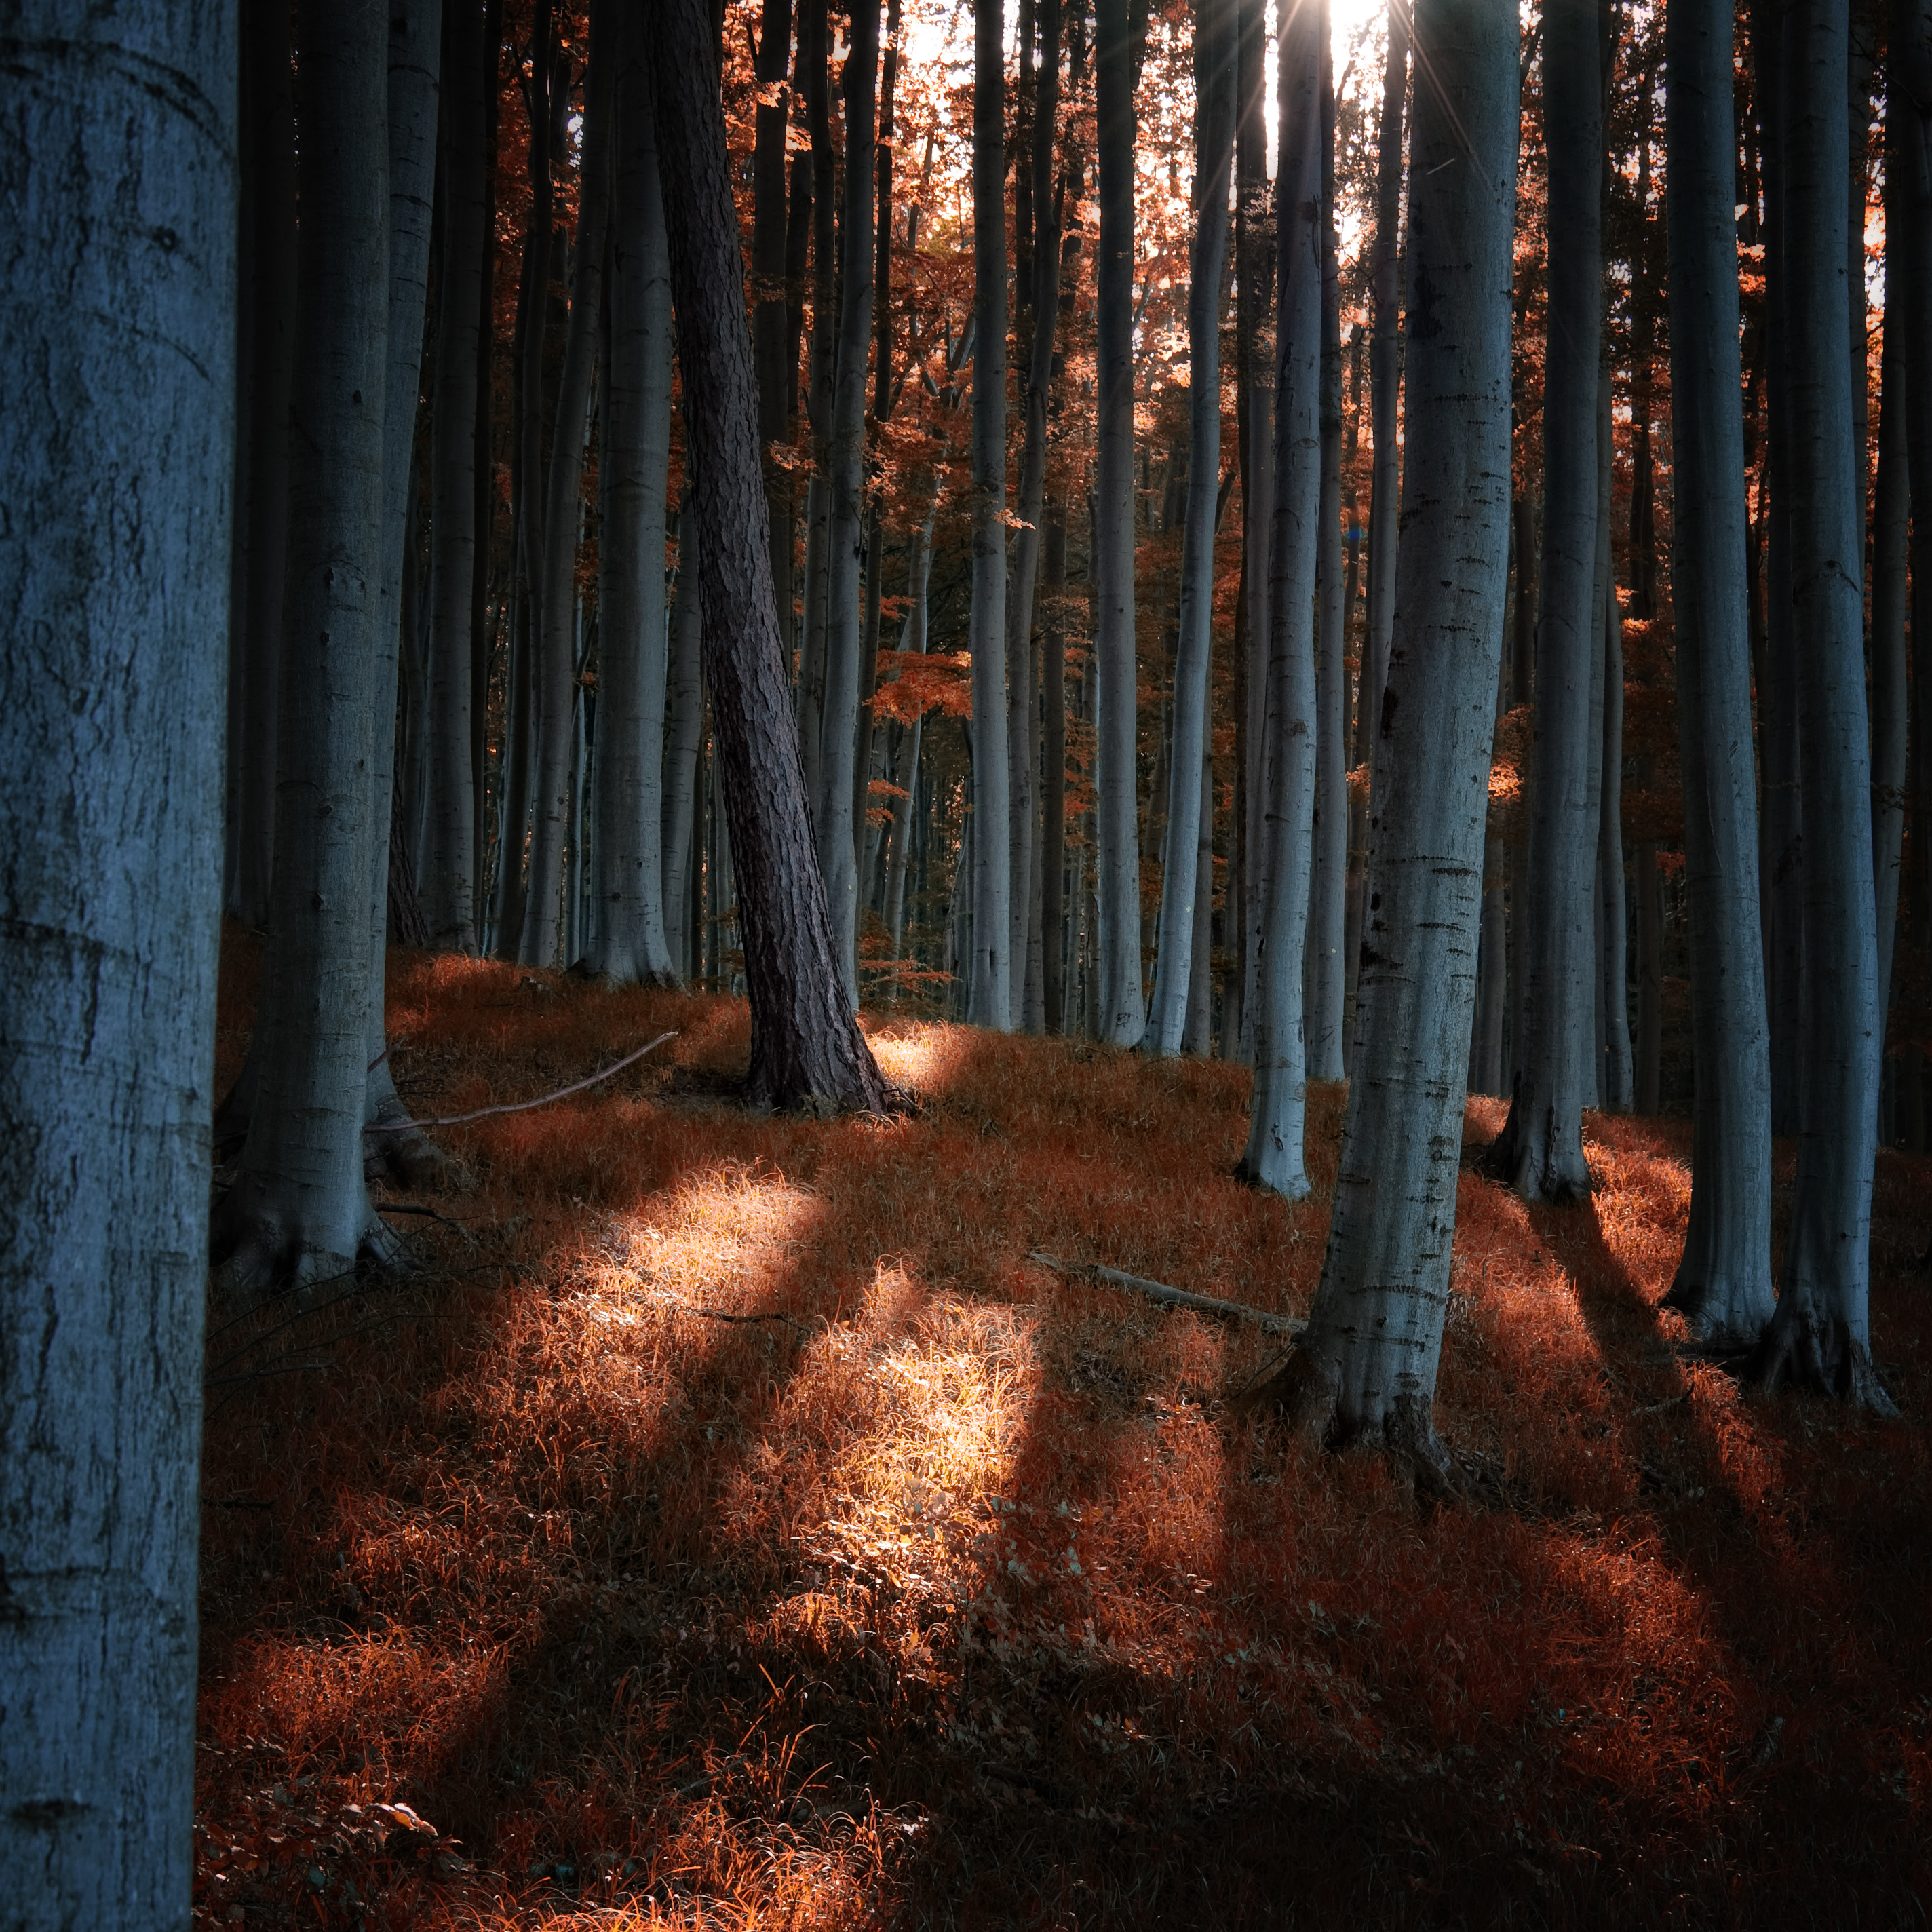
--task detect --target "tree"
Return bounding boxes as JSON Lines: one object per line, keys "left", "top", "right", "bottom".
{"left": 0, "top": 10, "right": 233, "bottom": 1918}
{"left": 1235, "top": 0, "right": 1324, "bottom": 1196}
{"left": 1484, "top": 0, "right": 1602, "bottom": 1201}
{"left": 644, "top": 0, "right": 891, "bottom": 1113}
{"left": 1143, "top": 0, "right": 1235, "bottom": 1054}
{"left": 1750, "top": 0, "right": 1889, "bottom": 1406}
{"left": 1658, "top": 0, "right": 1775, "bottom": 1346}
{"left": 1248, "top": 0, "right": 1518, "bottom": 1467}
{"left": 1093, "top": 0, "right": 1144, "bottom": 1044}
{"left": 588, "top": 1, "right": 680, "bottom": 984}
{"left": 212, "top": 0, "right": 402, "bottom": 1293}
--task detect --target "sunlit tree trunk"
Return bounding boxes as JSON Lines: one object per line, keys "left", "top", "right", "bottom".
{"left": 1235, "top": 0, "right": 1324, "bottom": 1198}
{"left": 524, "top": 4, "right": 612, "bottom": 964}
{"left": 969, "top": 0, "right": 1013, "bottom": 1030}
{"left": 590, "top": 8, "right": 677, "bottom": 983}
{"left": 1144, "top": 0, "right": 1236, "bottom": 1052}
{"left": 1094, "top": 0, "right": 1142, "bottom": 1041}
{"left": 646, "top": 0, "right": 890, "bottom": 1110}
{"left": 1751, "top": 0, "right": 1888, "bottom": 1406}
{"left": 0, "top": 10, "right": 232, "bottom": 1918}
{"left": 1486, "top": 0, "right": 1600, "bottom": 1201}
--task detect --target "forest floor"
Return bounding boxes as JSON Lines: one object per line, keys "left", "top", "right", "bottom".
{"left": 195, "top": 932, "right": 1932, "bottom": 1931}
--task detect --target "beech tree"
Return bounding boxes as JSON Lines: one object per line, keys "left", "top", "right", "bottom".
{"left": 0, "top": 9, "right": 233, "bottom": 1918}
{"left": 1254, "top": 0, "right": 1517, "bottom": 1465}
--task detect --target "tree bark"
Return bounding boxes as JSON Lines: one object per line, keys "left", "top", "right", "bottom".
{"left": 423, "top": 0, "right": 488, "bottom": 950}
{"left": 752, "top": 0, "right": 795, "bottom": 632}
{"left": 1596, "top": 562, "right": 1633, "bottom": 1110}
{"left": 969, "top": 0, "right": 1013, "bottom": 1030}
{"left": 1870, "top": 274, "right": 1908, "bottom": 1030}
{"left": 524, "top": 3, "right": 612, "bottom": 964}
{"left": 1235, "top": 0, "right": 1324, "bottom": 1198}
{"left": 661, "top": 505, "right": 706, "bottom": 978}
{"left": 213, "top": 0, "right": 399, "bottom": 1290}
{"left": 590, "top": 7, "right": 678, "bottom": 982}
{"left": 645, "top": 0, "right": 890, "bottom": 1112}
{"left": 1094, "top": 0, "right": 1143, "bottom": 1042}
{"left": 1750, "top": 0, "right": 1889, "bottom": 1408}
{"left": 1042, "top": 497, "right": 1070, "bottom": 1030}
{"left": 1485, "top": 0, "right": 1601, "bottom": 1201}
{"left": 885, "top": 505, "right": 937, "bottom": 959}
{"left": 795, "top": 0, "right": 835, "bottom": 797}
{"left": 1254, "top": 0, "right": 1517, "bottom": 1466}
{"left": 1659, "top": 0, "right": 1776, "bottom": 1345}
{"left": 0, "top": 10, "right": 232, "bottom": 1918}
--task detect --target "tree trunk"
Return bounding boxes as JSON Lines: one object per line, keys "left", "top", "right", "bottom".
{"left": 1183, "top": 724, "right": 1216, "bottom": 1053}
{"left": 424, "top": 0, "right": 488, "bottom": 950}
{"left": 1870, "top": 275, "right": 1907, "bottom": 1030}
{"left": 662, "top": 505, "right": 706, "bottom": 978}
{"left": 1751, "top": 0, "right": 1889, "bottom": 1408}
{"left": 885, "top": 506, "right": 937, "bottom": 959}
{"left": 1254, "top": 0, "right": 1517, "bottom": 1466}
{"left": 0, "top": 11, "right": 232, "bottom": 1917}
{"left": 1142, "top": 0, "right": 1235, "bottom": 1052}
{"left": 524, "top": 5, "right": 613, "bottom": 965}
{"left": 1659, "top": 0, "right": 1775, "bottom": 1345}
{"left": 1094, "top": 0, "right": 1143, "bottom": 1042}
{"left": 1041, "top": 496, "right": 1070, "bottom": 1030}
{"left": 590, "top": 8, "right": 678, "bottom": 983}
{"left": 1485, "top": 0, "right": 1600, "bottom": 1201}
{"left": 229, "top": 0, "right": 297, "bottom": 929}
{"left": 752, "top": 0, "right": 795, "bottom": 632}
{"left": 1596, "top": 564, "right": 1633, "bottom": 1110}
{"left": 1305, "top": 59, "right": 1348, "bottom": 1081}
{"left": 646, "top": 0, "right": 890, "bottom": 1112}
{"left": 795, "top": 0, "right": 835, "bottom": 794}
{"left": 213, "top": 0, "right": 399, "bottom": 1291}
{"left": 1235, "top": 0, "right": 1324, "bottom": 1199}
{"left": 969, "top": 0, "right": 1013, "bottom": 1029}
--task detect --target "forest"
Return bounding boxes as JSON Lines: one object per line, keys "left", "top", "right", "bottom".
{"left": 5, "top": 0, "right": 1931, "bottom": 1923}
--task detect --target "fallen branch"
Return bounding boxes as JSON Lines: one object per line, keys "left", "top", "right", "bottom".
{"left": 1029, "top": 1251, "right": 1305, "bottom": 1337}
{"left": 362, "top": 1030, "right": 677, "bottom": 1134}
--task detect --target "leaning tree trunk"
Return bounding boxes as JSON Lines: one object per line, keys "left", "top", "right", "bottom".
{"left": 1750, "top": 0, "right": 1889, "bottom": 1408}
{"left": 1659, "top": 0, "right": 1775, "bottom": 1345}
{"left": 1235, "top": 0, "right": 1324, "bottom": 1199}
{"left": 1251, "top": 0, "right": 1517, "bottom": 1467}
{"left": 1305, "top": 62, "right": 1349, "bottom": 1082}
{"left": 1143, "top": 0, "right": 1236, "bottom": 1053}
{"left": 213, "top": 0, "right": 400, "bottom": 1292}
{"left": 1094, "top": 0, "right": 1144, "bottom": 1043}
{"left": 1485, "top": 0, "right": 1600, "bottom": 1202}
{"left": 423, "top": 0, "right": 488, "bottom": 950}
{"left": 589, "top": 5, "right": 678, "bottom": 983}
{"left": 0, "top": 10, "right": 233, "bottom": 1920}
{"left": 968, "top": 0, "right": 1014, "bottom": 1030}
{"left": 815, "top": 0, "right": 879, "bottom": 1007}
{"left": 644, "top": 0, "right": 889, "bottom": 1113}
{"left": 524, "top": 5, "right": 613, "bottom": 965}
{"left": 661, "top": 505, "right": 705, "bottom": 978}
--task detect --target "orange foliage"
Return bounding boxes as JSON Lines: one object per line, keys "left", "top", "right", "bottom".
{"left": 198, "top": 931, "right": 1932, "bottom": 1927}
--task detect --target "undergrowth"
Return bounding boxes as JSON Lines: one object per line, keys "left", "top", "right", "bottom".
{"left": 196, "top": 931, "right": 1932, "bottom": 1929}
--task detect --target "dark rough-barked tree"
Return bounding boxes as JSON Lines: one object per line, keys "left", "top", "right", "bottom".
{"left": 644, "top": 0, "right": 890, "bottom": 1113}
{"left": 1248, "top": 0, "right": 1518, "bottom": 1469}
{"left": 0, "top": 9, "right": 234, "bottom": 1918}
{"left": 1659, "top": 0, "right": 1775, "bottom": 1347}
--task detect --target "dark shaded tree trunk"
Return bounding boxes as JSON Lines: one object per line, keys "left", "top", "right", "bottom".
{"left": 0, "top": 9, "right": 233, "bottom": 1916}
{"left": 1042, "top": 497, "right": 1070, "bottom": 1030}
{"left": 662, "top": 506, "right": 705, "bottom": 977}
{"left": 752, "top": 0, "right": 795, "bottom": 632}
{"left": 644, "top": 0, "right": 889, "bottom": 1113}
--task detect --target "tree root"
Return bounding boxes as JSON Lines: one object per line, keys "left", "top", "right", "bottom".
{"left": 1745, "top": 1304, "right": 1899, "bottom": 1416}
{"left": 210, "top": 1193, "right": 412, "bottom": 1310}
{"left": 1659, "top": 1273, "right": 1775, "bottom": 1356}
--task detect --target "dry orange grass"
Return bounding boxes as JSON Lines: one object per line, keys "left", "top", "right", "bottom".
{"left": 197, "top": 931, "right": 1932, "bottom": 1929}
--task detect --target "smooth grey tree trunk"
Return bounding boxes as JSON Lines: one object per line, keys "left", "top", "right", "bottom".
{"left": 1255, "top": 0, "right": 1516, "bottom": 1467}
{"left": 885, "top": 507, "right": 937, "bottom": 957}
{"left": 1870, "top": 296, "right": 1907, "bottom": 1029}
{"left": 751, "top": 0, "right": 796, "bottom": 634}
{"left": 1182, "top": 730, "right": 1216, "bottom": 1053}
{"left": 814, "top": 0, "right": 878, "bottom": 1006}
{"left": 1143, "top": 0, "right": 1235, "bottom": 1054}
{"left": 969, "top": 0, "right": 1013, "bottom": 1030}
{"left": 1660, "top": 0, "right": 1775, "bottom": 1344}
{"left": 795, "top": 0, "right": 834, "bottom": 790}
{"left": 524, "top": 5, "right": 612, "bottom": 965}
{"left": 1486, "top": 0, "right": 1600, "bottom": 1201}
{"left": 1042, "top": 497, "right": 1070, "bottom": 1030}
{"left": 0, "top": 10, "right": 233, "bottom": 1921}
{"left": 1751, "top": 0, "right": 1889, "bottom": 1407}
{"left": 1094, "top": 0, "right": 1144, "bottom": 1042}
{"left": 1581, "top": 365, "right": 1613, "bottom": 1113}
{"left": 1305, "top": 68, "right": 1348, "bottom": 1083}
{"left": 590, "top": 9, "right": 677, "bottom": 982}
{"left": 1235, "top": 0, "right": 1324, "bottom": 1199}
{"left": 661, "top": 507, "right": 704, "bottom": 978}
{"left": 645, "top": 0, "right": 890, "bottom": 1111}
{"left": 214, "top": 0, "right": 398, "bottom": 1291}
{"left": 423, "top": 0, "right": 488, "bottom": 950}
{"left": 1596, "top": 567, "right": 1633, "bottom": 1110}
